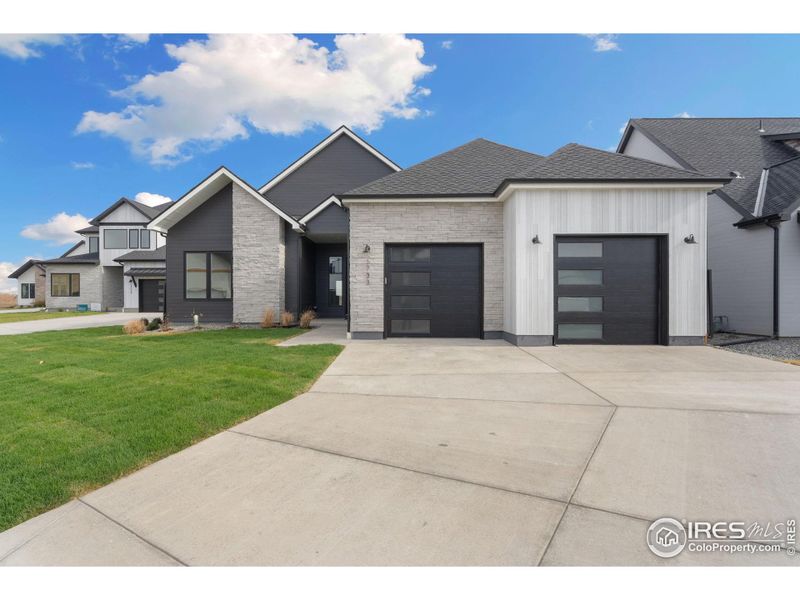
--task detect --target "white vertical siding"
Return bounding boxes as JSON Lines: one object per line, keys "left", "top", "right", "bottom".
{"left": 504, "top": 187, "right": 708, "bottom": 338}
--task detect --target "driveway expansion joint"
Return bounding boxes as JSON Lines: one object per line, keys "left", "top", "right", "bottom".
{"left": 77, "top": 499, "right": 188, "bottom": 566}
{"left": 227, "top": 429, "right": 568, "bottom": 508}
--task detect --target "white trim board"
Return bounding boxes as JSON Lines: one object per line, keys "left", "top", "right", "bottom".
{"left": 149, "top": 167, "right": 301, "bottom": 234}
{"left": 258, "top": 126, "right": 401, "bottom": 194}
{"left": 298, "top": 195, "right": 342, "bottom": 225}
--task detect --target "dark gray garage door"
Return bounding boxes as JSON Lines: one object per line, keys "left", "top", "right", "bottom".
{"left": 554, "top": 236, "right": 662, "bottom": 344}
{"left": 385, "top": 244, "right": 482, "bottom": 338}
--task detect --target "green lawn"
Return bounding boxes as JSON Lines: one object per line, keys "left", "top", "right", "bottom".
{"left": 0, "top": 311, "right": 104, "bottom": 324}
{"left": 0, "top": 326, "right": 341, "bottom": 532}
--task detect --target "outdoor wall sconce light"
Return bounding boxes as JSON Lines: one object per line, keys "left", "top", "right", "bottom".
{"left": 684, "top": 234, "right": 697, "bottom": 244}
{"left": 363, "top": 244, "right": 371, "bottom": 253}
{"left": 531, "top": 235, "right": 541, "bottom": 244}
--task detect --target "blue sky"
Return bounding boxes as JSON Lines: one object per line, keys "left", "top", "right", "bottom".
{"left": 2, "top": 33, "right": 800, "bottom": 288}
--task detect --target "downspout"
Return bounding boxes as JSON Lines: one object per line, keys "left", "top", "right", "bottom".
{"left": 766, "top": 221, "right": 780, "bottom": 339}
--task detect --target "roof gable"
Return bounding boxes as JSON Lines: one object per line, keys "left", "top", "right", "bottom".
{"left": 148, "top": 167, "right": 301, "bottom": 233}
{"left": 7, "top": 259, "right": 43, "bottom": 279}
{"left": 258, "top": 126, "right": 400, "bottom": 195}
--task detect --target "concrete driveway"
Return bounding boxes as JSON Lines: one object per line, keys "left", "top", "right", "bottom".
{"left": 2, "top": 340, "right": 799, "bottom": 566}
{"left": 0, "top": 312, "right": 162, "bottom": 335}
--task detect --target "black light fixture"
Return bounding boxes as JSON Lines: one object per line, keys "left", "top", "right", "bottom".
{"left": 532, "top": 235, "right": 541, "bottom": 244}
{"left": 684, "top": 234, "right": 697, "bottom": 244}
{"left": 363, "top": 244, "right": 371, "bottom": 253}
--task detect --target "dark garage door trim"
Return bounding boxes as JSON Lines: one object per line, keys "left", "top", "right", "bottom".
{"left": 383, "top": 243, "right": 484, "bottom": 339}
{"left": 553, "top": 234, "right": 669, "bottom": 345}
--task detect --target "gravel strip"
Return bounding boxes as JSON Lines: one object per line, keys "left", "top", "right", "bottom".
{"left": 711, "top": 334, "right": 800, "bottom": 362}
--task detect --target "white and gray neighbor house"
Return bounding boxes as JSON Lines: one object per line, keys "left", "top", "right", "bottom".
{"left": 619, "top": 117, "right": 800, "bottom": 338}
{"left": 10, "top": 118, "right": 797, "bottom": 345}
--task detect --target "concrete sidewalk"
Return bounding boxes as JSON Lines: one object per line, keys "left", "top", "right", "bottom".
{"left": 2, "top": 342, "right": 799, "bottom": 565}
{"left": 0, "top": 312, "right": 162, "bottom": 336}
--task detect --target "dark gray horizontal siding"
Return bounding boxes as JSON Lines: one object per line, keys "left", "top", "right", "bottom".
{"left": 166, "top": 183, "right": 233, "bottom": 323}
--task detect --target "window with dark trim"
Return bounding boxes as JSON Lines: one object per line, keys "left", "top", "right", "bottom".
{"left": 140, "top": 230, "right": 151, "bottom": 249}
{"left": 185, "top": 252, "right": 232, "bottom": 300}
{"left": 51, "top": 273, "right": 80, "bottom": 297}
{"left": 129, "top": 229, "right": 139, "bottom": 249}
{"left": 104, "top": 229, "right": 127, "bottom": 249}
{"left": 21, "top": 283, "right": 35, "bottom": 299}
{"left": 88, "top": 236, "right": 99, "bottom": 254}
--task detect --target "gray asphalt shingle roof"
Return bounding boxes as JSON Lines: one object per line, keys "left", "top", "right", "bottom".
{"left": 514, "top": 143, "right": 723, "bottom": 182}
{"left": 627, "top": 118, "right": 800, "bottom": 214}
{"left": 343, "top": 139, "right": 544, "bottom": 197}
{"left": 114, "top": 246, "right": 167, "bottom": 262}
{"left": 763, "top": 156, "right": 800, "bottom": 215}
{"left": 343, "top": 138, "right": 723, "bottom": 198}
{"left": 39, "top": 252, "right": 99, "bottom": 265}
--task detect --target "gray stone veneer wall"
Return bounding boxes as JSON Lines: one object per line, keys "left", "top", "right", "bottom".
{"left": 348, "top": 201, "right": 504, "bottom": 335}
{"left": 102, "top": 266, "right": 124, "bottom": 310}
{"left": 232, "top": 183, "right": 285, "bottom": 323}
{"left": 45, "top": 263, "right": 103, "bottom": 309}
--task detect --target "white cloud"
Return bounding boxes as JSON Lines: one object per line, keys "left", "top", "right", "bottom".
{"left": 77, "top": 34, "right": 435, "bottom": 165}
{"left": 0, "top": 261, "right": 18, "bottom": 293}
{"left": 134, "top": 192, "right": 172, "bottom": 207}
{"left": 441, "top": 40, "right": 453, "bottom": 50}
{"left": 0, "top": 34, "right": 68, "bottom": 59}
{"left": 583, "top": 34, "right": 620, "bottom": 52}
{"left": 674, "top": 111, "right": 695, "bottom": 118}
{"left": 71, "top": 161, "right": 95, "bottom": 170}
{"left": 21, "top": 212, "right": 90, "bottom": 246}
{"left": 119, "top": 34, "right": 150, "bottom": 44}
{"left": 619, "top": 121, "right": 629, "bottom": 135}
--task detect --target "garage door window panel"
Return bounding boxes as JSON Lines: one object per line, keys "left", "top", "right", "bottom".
{"left": 558, "top": 324, "right": 603, "bottom": 339}
{"left": 558, "top": 297, "right": 603, "bottom": 312}
{"left": 391, "top": 319, "right": 431, "bottom": 334}
{"left": 558, "top": 270, "right": 603, "bottom": 285}
{"left": 558, "top": 242, "right": 603, "bottom": 257}
{"left": 392, "top": 272, "right": 431, "bottom": 287}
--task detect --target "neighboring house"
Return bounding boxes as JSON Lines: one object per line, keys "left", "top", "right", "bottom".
{"left": 150, "top": 127, "right": 727, "bottom": 345}
{"left": 115, "top": 246, "right": 167, "bottom": 312}
{"left": 7, "top": 259, "right": 46, "bottom": 306}
{"left": 8, "top": 198, "right": 170, "bottom": 312}
{"left": 618, "top": 118, "right": 800, "bottom": 337}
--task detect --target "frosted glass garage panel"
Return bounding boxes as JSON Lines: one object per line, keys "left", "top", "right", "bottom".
{"left": 558, "top": 242, "right": 603, "bottom": 257}
{"left": 558, "top": 324, "right": 603, "bottom": 339}
{"left": 558, "top": 270, "right": 603, "bottom": 285}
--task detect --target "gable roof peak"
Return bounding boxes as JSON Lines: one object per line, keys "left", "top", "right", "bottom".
{"left": 257, "top": 126, "right": 400, "bottom": 195}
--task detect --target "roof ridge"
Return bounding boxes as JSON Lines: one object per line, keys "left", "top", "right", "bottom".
{"left": 766, "top": 154, "right": 800, "bottom": 170}
{"left": 473, "top": 137, "right": 544, "bottom": 159}
{"left": 633, "top": 117, "right": 800, "bottom": 121}
{"left": 535, "top": 142, "right": 714, "bottom": 178}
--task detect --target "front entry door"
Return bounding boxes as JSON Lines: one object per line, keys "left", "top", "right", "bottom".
{"left": 314, "top": 244, "right": 347, "bottom": 318}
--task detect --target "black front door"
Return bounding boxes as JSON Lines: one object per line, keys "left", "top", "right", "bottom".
{"left": 385, "top": 244, "right": 482, "bottom": 338}
{"left": 554, "top": 236, "right": 661, "bottom": 344}
{"left": 314, "top": 244, "right": 347, "bottom": 318}
{"left": 139, "top": 279, "right": 165, "bottom": 312}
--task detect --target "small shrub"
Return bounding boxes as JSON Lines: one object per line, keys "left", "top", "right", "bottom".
{"left": 280, "top": 310, "right": 295, "bottom": 327}
{"left": 141, "top": 318, "right": 149, "bottom": 327}
{"left": 159, "top": 316, "right": 171, "bottom": 332}
{"left": 261, "top": 307, "right": 276, "bottom": 328}
{"left": 299, "top": 309, "right": 317, "bottom": 329}
{"left": 123, "top": 319, "right": 146, "bottom": 335}
{"left": 146, "top": 317, "right": 162, "bottom": 331}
